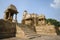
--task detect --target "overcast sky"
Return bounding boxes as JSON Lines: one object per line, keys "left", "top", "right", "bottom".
{"left": 0, "top": 0, "right": 60, "bottom": 22}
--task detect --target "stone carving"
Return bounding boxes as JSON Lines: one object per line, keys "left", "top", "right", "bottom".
{"left": 4, "top": 4, "right": 18, "bottom": 22}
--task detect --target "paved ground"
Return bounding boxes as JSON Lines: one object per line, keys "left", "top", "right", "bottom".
{"left": 0, "top": 35, "right": 60, "bottom": 40}
{"left": 30, "top": 35, "right": 60, "bottom": 40}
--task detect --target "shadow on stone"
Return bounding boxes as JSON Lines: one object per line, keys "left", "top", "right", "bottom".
{"left": 55, "top": 26, "right": 60, "bottom": 35}
{"left": 0, "top": 19, "right": 16, "bottom": 39}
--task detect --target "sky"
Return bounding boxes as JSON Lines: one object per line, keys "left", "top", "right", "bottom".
{"left": 0, "top": 0, "right": 60, "bottom": 22}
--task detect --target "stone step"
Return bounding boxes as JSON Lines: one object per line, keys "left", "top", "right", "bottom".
{"left": 25, "top": 34, "right": 41, "bottom": 39}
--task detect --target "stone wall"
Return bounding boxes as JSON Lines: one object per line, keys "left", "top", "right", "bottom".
{"left": 35, "top": 24, "right": 57, "bottom": 35}
{"left": 0, "top": 19, "right": 16, "bottom": 38}
{"left": 16, "top": 24, "right": 26, "bottom": 38}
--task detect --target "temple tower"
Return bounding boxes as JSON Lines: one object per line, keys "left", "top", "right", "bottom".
{"left": 38, "top": 14, "right": 46, "bottom": 25}
{"left": 4, "top": 4, "right": 18, "bottom": 22}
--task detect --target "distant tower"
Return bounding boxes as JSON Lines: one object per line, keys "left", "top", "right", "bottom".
{"left": 4, "top": 4, "right": 18, "bottom": 22}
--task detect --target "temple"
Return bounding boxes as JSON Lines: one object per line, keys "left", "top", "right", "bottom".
{"left": 21, "top": 10, "right": 57, "bottom": 36}
{"left": 0, "top": 4, "right": 60, "bottom": 39}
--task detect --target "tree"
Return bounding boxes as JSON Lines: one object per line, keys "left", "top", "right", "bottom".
{"left": 46, "top": 18, "right": 60, "bottom": 27}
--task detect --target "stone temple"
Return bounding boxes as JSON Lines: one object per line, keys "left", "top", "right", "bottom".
{"left": 0, "top": 4, "right": 60, "bottom": 39}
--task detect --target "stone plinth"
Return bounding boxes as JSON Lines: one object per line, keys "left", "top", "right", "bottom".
{"left": 35, "top": 25, "right": 57, "bottom": 35}
{"left": 0, "top": 19, "right": 16, "bottom": 38}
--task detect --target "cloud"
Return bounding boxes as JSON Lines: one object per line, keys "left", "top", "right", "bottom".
{"left": 50, "top": 0, "right": 60, "bottom": 8}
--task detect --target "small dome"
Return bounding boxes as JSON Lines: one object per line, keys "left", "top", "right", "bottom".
{"left": 5, "top": 4, "right": 18, "bottom": 13}
{"left": 24, "top": 10, "right": 27, "bottom": 12}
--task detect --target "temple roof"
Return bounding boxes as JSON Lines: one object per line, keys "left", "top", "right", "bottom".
{"left": 38, "top": 14, "right": 45, "bottom": 19}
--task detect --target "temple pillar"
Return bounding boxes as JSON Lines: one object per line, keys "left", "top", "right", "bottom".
{"left": 15, "top": 14, "right": 17, "bottom": 23}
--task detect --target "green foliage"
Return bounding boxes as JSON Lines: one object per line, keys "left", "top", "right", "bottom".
{"left": 46, "top": 18, "right": 60, "bottom": 27}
